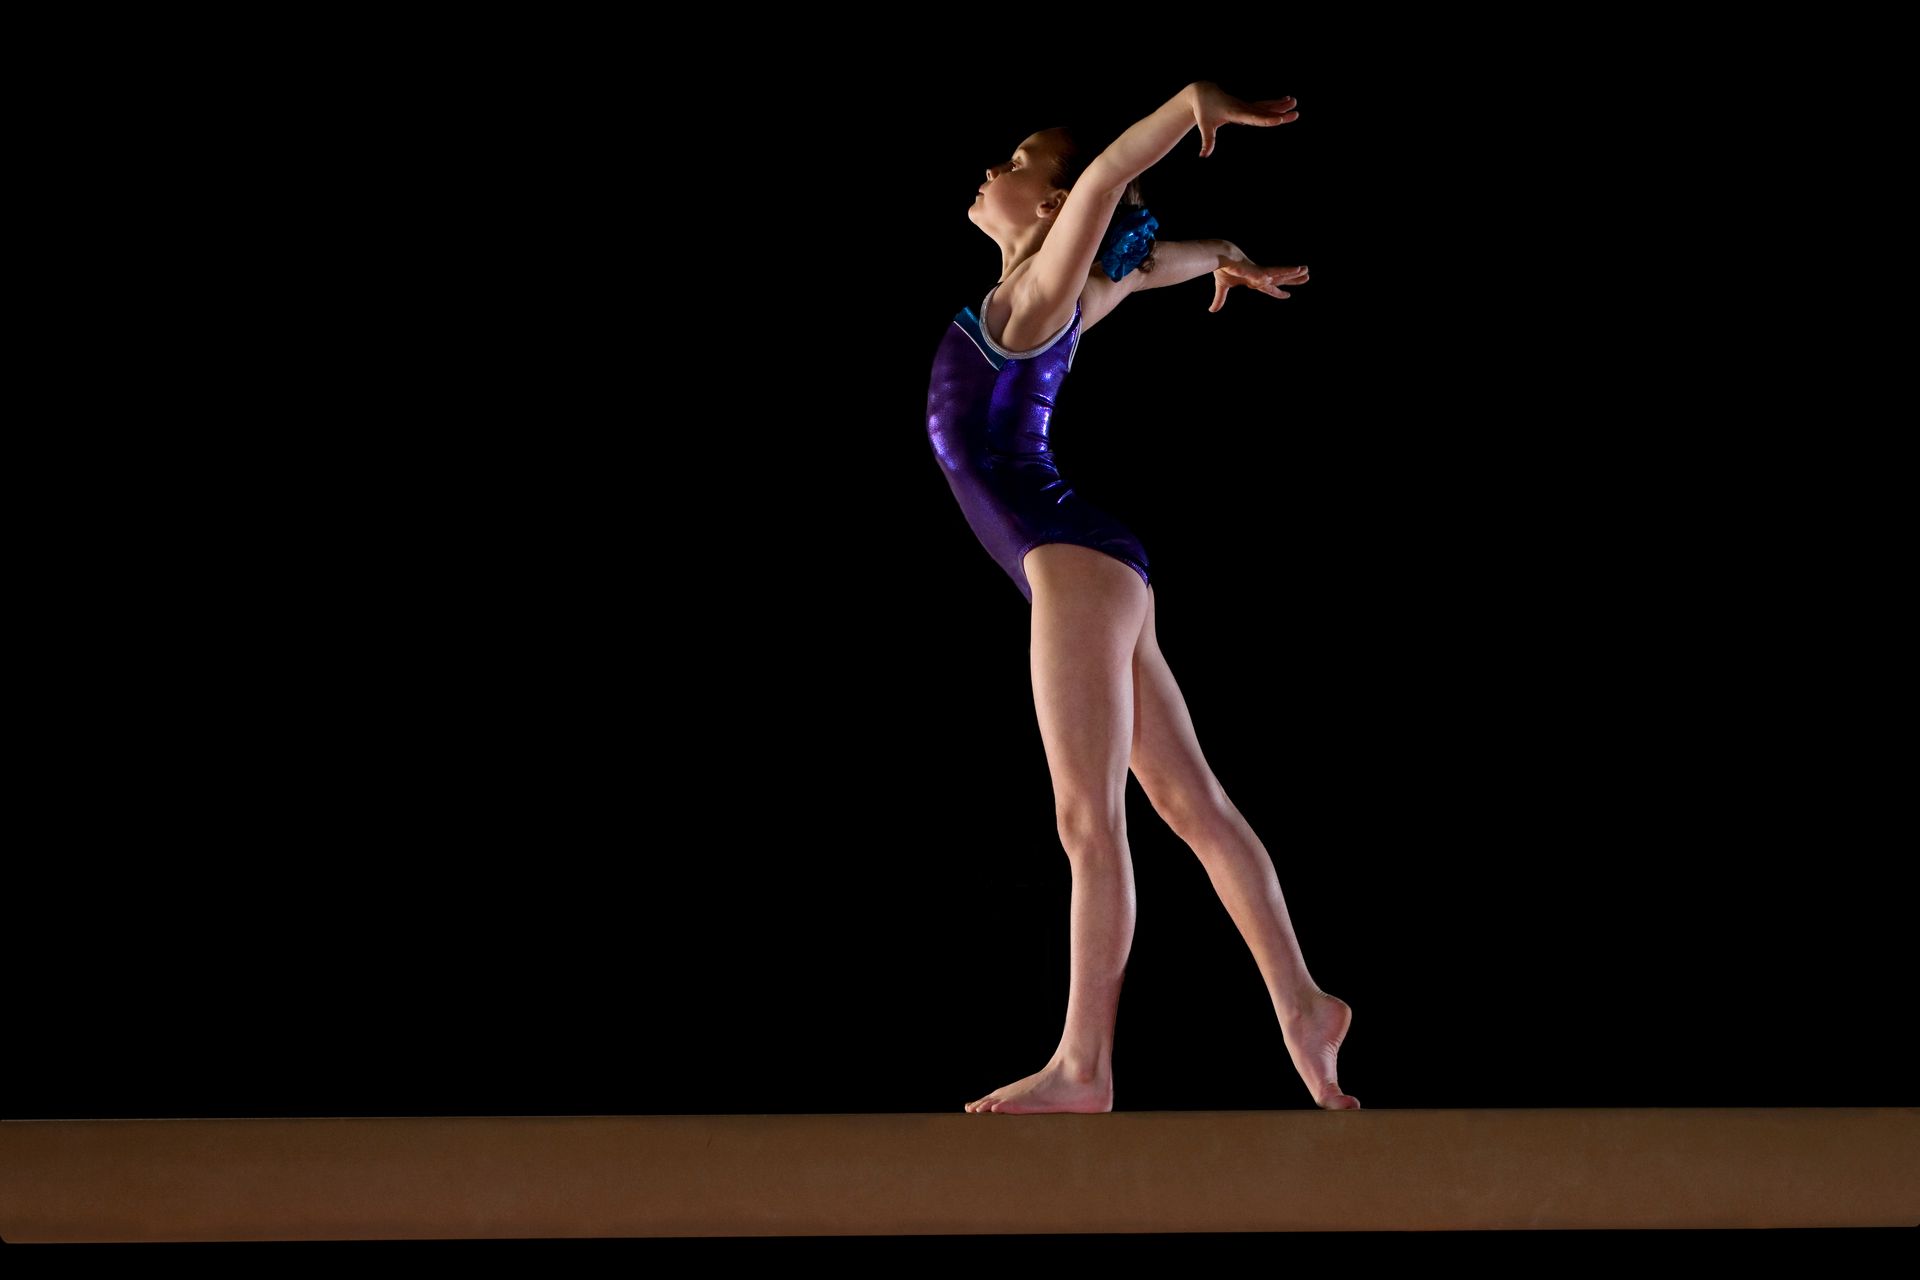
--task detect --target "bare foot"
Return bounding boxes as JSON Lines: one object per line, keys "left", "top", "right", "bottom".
{"left": 963, "top": 1059, "right": 1113, "bottom": 1114}
{"left": 1282, "top": 991, "right": 1361, "bottom": 1109}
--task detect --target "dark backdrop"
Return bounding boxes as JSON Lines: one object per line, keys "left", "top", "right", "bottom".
{"left": 11, "top": 45, "right": 1907, "bottom": 1138}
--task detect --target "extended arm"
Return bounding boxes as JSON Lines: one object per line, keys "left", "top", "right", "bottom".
{"left": 1110, "top": 238, "right": 1306, "bottom": 315}
{"left": 1127, "top": 238, "right": 1248, "bottom": 292}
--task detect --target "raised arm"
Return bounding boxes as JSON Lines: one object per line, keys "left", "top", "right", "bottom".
{"left": 1079, "top": 82, "right": 1204, "bottom": 192}
{"left": 1086, "top": 81, "right": 1299, "bottom": 188}
{"left": 1022, "top": 84, "right": 1299, "bottom": 323}
{"left": 1015, "top": 83, "right": 1200, "bottom": 323}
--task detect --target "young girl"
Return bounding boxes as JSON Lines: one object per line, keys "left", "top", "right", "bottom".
{"left": 926, "top": 81, "right": 1361, "bottom": 1114}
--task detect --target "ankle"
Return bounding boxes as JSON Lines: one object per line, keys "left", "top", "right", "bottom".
{"left": 1275, "top": 983, "right": 1329, "bottom": 1022}
{"left": 1053, "top": 1054, "right": 1110, "bottom": 1085}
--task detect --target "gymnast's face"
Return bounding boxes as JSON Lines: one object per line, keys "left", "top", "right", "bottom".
{"left": 970, "top": 130, "right": 1069, "bottom": 230}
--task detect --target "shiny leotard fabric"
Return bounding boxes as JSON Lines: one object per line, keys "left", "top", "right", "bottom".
{"left": 925, "top": 283, "right": 1152, "bottom": 604}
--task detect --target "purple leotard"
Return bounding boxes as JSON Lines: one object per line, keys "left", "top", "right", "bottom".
{"left": 925, "top": 282, "right": 1152, "bottom": 604}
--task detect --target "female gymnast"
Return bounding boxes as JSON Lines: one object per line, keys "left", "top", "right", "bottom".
{"left": 926, "top": 81, "right": 1361, "bottom": 1114}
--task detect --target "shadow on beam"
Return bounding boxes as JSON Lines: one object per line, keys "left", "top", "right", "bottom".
{"left": 3, "top": 1109, "right": 1917, "bottom": 1240}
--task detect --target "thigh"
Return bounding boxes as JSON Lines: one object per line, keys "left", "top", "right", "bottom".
{"left": 1127, "top": 588, "right": 1227, "bottom": 833}
{"left": 1024, "top": 543, "right": 1150, "bottom": 833}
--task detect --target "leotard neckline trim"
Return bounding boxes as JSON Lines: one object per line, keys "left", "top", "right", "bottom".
{"left": 977, "top": 283, "right": 1081, "bottom": 361}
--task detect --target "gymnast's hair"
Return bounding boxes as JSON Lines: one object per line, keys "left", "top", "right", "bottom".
{"left": 1047, "top": 124, "right": 1160, "bottom": 279}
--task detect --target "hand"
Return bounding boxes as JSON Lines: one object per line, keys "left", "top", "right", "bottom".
{"left": 1190, "top": 82, "right": 1298, "bottom": 159}
{"left": 1209, "top": 260, "right": 1308, "bottom": 313}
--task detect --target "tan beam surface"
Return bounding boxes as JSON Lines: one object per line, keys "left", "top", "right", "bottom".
{"left": 3, "top": 1109, "right": 1916, "bottom": 1240}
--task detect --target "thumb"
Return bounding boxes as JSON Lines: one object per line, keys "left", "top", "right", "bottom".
{"left": 1199, "top": 124, "right": 1214, "bottom": 158}
{"left": 1209, "top": 274, "right": 1228, "bottom": 312}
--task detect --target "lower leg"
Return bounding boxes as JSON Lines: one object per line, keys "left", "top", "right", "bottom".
{"left": 1051, "top": 831, "right": 1136, "bottom": 1082}
{"left": 1183, "top": 800, "right": 1361, "bottom": 1107}
{"left": 963, "top": 827, "right": 1133, "bottom": 1115}
{"left": 1182, "top": 801, "right": 1319, "bottom": 1022}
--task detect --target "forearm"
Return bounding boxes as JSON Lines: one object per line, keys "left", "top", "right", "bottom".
{"left": 1131, "top": 238, "right": 1247, "bottom": 291}
{"left": 1084, "top": 82, "right": 1200, "bottom": 191}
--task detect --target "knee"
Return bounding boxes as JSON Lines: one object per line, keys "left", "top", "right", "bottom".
{"left": 1146, "top": 777, "right": 1234, "bottom": 843}
{"left": 1054, "top": 797, "right": 1127, "bottom": 857}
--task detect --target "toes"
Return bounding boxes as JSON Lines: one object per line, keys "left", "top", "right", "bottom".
{"left": 1318, "top": 1084, "right": 1360, "bottom": 1109}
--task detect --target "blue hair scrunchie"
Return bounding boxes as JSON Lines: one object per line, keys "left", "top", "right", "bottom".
{"left": 1100, "top": 205, "right": 1159, "bottom": 281}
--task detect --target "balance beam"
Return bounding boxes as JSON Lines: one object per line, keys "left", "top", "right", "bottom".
{"left": 2, "top": 1108, "right": 1915, "bottom": 1240}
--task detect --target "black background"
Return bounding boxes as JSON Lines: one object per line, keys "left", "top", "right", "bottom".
{"left": 8, "top": 34, "right": 1909, "bottom": 1253}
